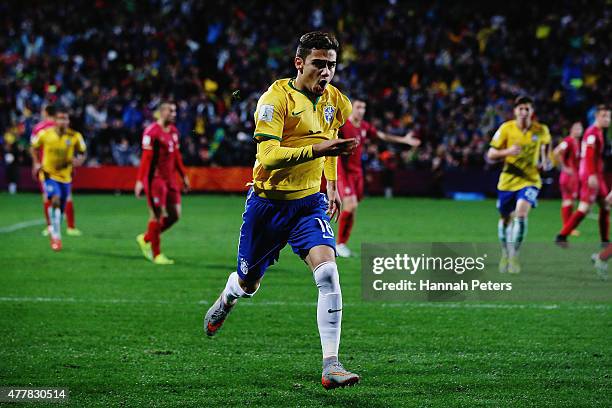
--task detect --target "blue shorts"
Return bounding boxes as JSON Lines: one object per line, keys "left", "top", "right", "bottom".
{"left": 497, "top": 186, "right": 539, "bottom": 217}
{"left": 236, "top": 189, "right": 336, "bottom": 280}
{"left": 44, "top": 179, "right": 71, "bottom": 210}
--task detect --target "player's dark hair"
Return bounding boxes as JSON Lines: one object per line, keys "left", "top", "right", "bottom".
{"left": 43, "top": 105, "right": 56, "bottom": 116}
{"left": 55, "top": 106, "right": 69, "bottom": 115}
{"left": 160, "top": 101, "right": 176, "bottom": 110}
{"left": 513, "top": 95, "right": 534, "bottom": 107}
{"left": 296, "top": 32, "right": 339, "bottom": 60}
{"left": 595, "top": 104, "right": 609, "bottom": 113}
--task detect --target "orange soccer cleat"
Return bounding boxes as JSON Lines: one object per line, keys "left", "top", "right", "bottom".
{"left": 50, "top": 237, "right": 62, "bottom": 251}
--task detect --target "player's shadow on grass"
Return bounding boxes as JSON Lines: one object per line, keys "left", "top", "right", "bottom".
{"left": 294, "top": 386, "right": 387, "bottom": 408}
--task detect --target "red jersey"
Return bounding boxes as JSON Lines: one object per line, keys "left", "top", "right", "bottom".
{"left": 339, "top": 119, "right": 377, "bottom": 174}
{"left": 579, "top": 125, "right": 605, "bottom": 178}
{"left": 31, "top": 119, "right": 56, "bottom": 163}
{"left": 138, "top": 122, "right": 183, "bottom": 185}
{"left": 559, "top": 136, "right": 580, "bottom": 173}
{"left": 31, "top": 119, "right": 55, "bottom": 142}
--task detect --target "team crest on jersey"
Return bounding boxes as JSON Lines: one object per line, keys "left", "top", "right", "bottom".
{"left": 323, "top": 105, "right": 335, "bottom": 124}
{"left": 240, "top": 258, "right": 249, "bottom": 275}
{"left": 532, "top": 134, "right": 538, "bottom": 142}
{"left": 65, "top": 139, "right": 71, "bottom": 146}
{"left": 259, "top": 105, "right": 274, "bottom": 122}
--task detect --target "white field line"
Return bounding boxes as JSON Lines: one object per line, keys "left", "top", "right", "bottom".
{"left": 0, "top": 296, "right": 608, "bottom": 311}
{"left": 0, "top": 219, "right": 45, "bottom": 233}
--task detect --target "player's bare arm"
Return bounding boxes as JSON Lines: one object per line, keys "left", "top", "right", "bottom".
{"left": 376, "top": 130, "right": 421, "bottom": 147}
{"left": 326, "top": 180, "right": 342, "bottom": 222}
{"left": 29, "top": 146, "right": 41, "bottom": 180}
{"left": 257, "top": 138, "right": 357, "bottom": 170}
{"left": 312, "top": 138, "right": 357, "bottom": 157}
{"left": 553, "top": 142, "right": 573, "bottom": 175}
{"left": 182, "top": 175, "right": 191, "bottom": 193}
{"left": 486, "top": 144, "right": 521, "bottom": 161}
{"left": 72, "top": 152, "right": 86, "bottom": 167}
{"left": 538, "top": 143, "right": 553, "bottom": 171}
{"left": 134, "top": 180, "right": 144, "bottom": 198}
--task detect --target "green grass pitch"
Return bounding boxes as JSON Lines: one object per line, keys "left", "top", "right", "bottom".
{"left": 0, "top": 193, "right": 610, "bottom": 407}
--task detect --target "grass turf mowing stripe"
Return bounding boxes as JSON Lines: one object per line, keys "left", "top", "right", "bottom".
{"left": 0, "top": 296, "right": 608, "bottom": 310}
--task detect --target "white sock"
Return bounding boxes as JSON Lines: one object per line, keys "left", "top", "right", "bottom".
{"left": 510, "top": 217, "right": 527, "bottom": 256}
{"left": 222, "top": 272, "right": 255, "bottom": 305}
{"left": 498, "top": 219, "right": 509, "bottom": 256}
{"left": 313, "top": 261, "right": 342, "bottom": 360}
{"left": 48, "top": 207, "right": 62, "bottom": 239}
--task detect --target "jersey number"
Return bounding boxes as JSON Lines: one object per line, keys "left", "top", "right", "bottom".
{"left": 315, "top": 218, "right": 334, "bottom": 239}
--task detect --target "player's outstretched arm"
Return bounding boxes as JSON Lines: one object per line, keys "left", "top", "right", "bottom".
{"left": 257, "top": 138, "right": 356, "bottom": 170}
{"left": 312, "top": 138, "right": 357, "bottom": 158}
{"left": 377, "top": 130, "right": 421, "bottom": 147}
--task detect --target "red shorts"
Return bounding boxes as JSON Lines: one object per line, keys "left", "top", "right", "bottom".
{"left": 338, "top": 171, "right": 364, "bottom": 201}
{"left": 579, "top": 174, "right": 609, "bottom": 204}
{"left": 145, "top": 178, "right": 181, "bottom": 209}
{"left": 559, "top": 172, "right": 579, "bottom": 201}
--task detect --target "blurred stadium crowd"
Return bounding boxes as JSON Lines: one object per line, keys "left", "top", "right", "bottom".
{"left": 1, "top": 0, "right": 610, "bottom": 173}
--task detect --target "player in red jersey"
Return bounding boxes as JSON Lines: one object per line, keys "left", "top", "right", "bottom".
{"left": 134, "top": 102, "right": 190, "bottom": 265}
{"left": 32, "top": 105, "right": 82, "bottom": 237}
{"left": 556, "top": 105, "right": 611, "bottom": 244}
{"left": 553, "top": 121, "right": 583, "bottom": 235}
{"left": 336, "top": 98, "right": 420, "bottom": 257}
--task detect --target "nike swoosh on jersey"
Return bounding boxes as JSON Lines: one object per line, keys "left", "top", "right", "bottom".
{"left": 292, "top": 109, "right": 306, "bottom": 116}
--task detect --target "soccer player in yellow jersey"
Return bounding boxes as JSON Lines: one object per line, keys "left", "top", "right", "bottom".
{"left": 487, "top": 96, "right": 551, "bottom": 273}
{"left": 204, "top": 32, "right": 360, "bottom": 389}
{"left": 30, "top": 107, "right": 86, "bottom": 251}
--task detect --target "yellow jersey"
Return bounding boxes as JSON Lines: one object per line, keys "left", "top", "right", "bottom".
{"left": 31, "top": 127, "right": 86, "bottom": 183}
{"left": 252, "top": 78, "right": 352, "bottom": 199}
{"left": 490, "top": 120, "right": 551, "bottom": 191}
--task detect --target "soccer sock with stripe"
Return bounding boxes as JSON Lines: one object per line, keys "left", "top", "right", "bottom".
{"left": 510, "top": 217, "right": 527, "bottom": 256}
{"left": 599, "top": 207, "right": 609, "bottom": 242}
{"left": 338, "top": 211, "right": 354, "bottom": 245}
{"left": 498, "top": 219, "right": 510, "bottom": 256}
{"left": 559, "top": 210, "right": 586, "bottom": 237}
{"left": 561, "top": 204, "right": 573, "bottom": 226}
{"left": 47, "top": 206, "right": 62, "bottom": 239}
{"left": 65, "top": 200, "right": 75, "bottom": 229}
{"left": 313, "top": 261, "right": 342, "bottom": 366}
